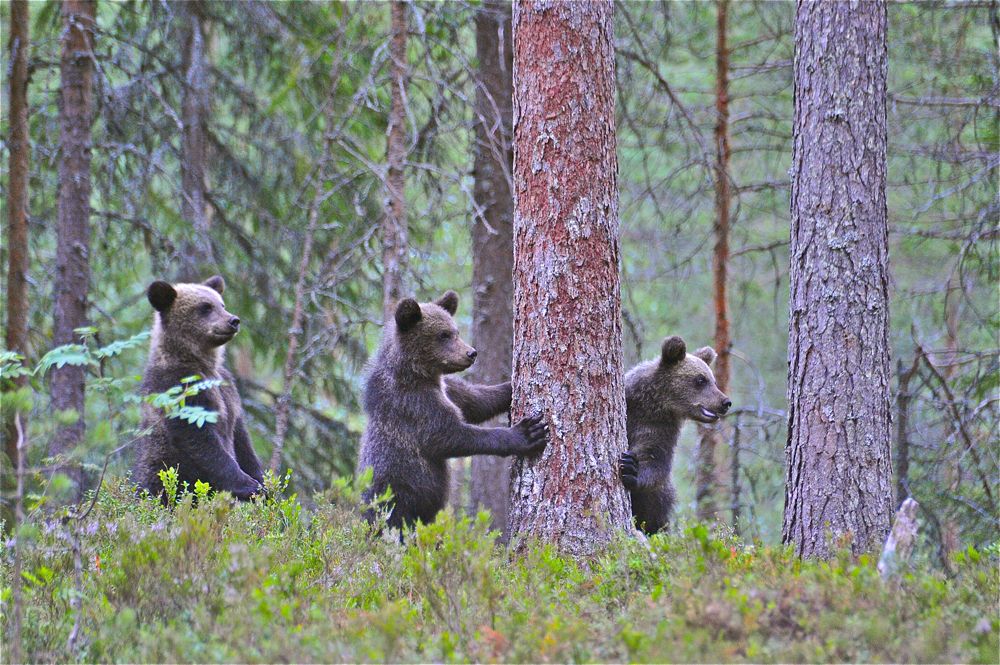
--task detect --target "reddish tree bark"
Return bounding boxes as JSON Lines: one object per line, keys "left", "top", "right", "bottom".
{"left": 50, "top": 0, "right": 97, "bottom": 489}
{"left": 178, "top": 0, "right": 215, "bottom": 279}
{"left": 783, "top": 0, "right": 893, "bottom": 558}
{"left": 696, "top": 0, "right": 732, "bottom": 523}
{"left": 5, "top": 0, "right": 31, "bottom": 467}
{"left": 468, "top": 0, "right": 515, "bottom": 534}
{"left": 507, "top": 0, "right": 631, "bottom": 555}
{"left": 382, "top": 0, "right": 408, "bottom": 319}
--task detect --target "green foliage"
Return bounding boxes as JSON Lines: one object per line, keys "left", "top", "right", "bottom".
{"left": 2, "top": 483, "right": 997, "bottom": 663}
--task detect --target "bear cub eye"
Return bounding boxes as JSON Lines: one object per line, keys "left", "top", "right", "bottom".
{"left": 198, "top": 302, "right": 214, "bottom": 316}
{"left": 694, "top": 375, "right": 708, "bottom": 388}
{"left": 438, "top": 331, "right": 452, "bottom": 342}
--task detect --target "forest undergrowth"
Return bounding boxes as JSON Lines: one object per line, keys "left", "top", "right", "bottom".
{"left": 3, "top": 475, "right": 997, "bottom": 664}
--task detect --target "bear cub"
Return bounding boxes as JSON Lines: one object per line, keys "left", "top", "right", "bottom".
{"left": 133, "top": 275, "right": 265, "bottom": 501}
{"left": 619, "top": 335, "right": 731, "bottom": 534}
{"left": 358, "top": 290, "right": 548, "bottom": 530}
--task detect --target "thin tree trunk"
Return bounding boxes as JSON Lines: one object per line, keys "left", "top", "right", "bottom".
{"left": 468, "top": 0, "right": 515, "bottom": 534}
{"left": 382, "top": 0, "right": 408, "bottom": 319}
{"left": 507, "top": 0, "right": 631, "bottom": 555}
{"left": 696, "top": 0, "right": 732, "bottom": 523}
{"left": 50, "top": 0, "right": 97, "bottom": 492}
{"left": 730, "top": 413, "right": 742, "bottom": 535}
{"left": 895, "top": 355, "right": 919, "bottom": 507}
{"left": 270, "top": 201, "right": 318, "bottom": 473}
{"left": 9, "top": 415, "right": 26, "bottom": 663}
{"left": 783, "top": 0, "right": 893, "bottom": 558}
{"left": 5, "top": 0, "right": 31, "bottom": 467}
{"left": 178, "top": 0, "right": 214, "bottom": 279}
{"left": 270, "top": 46, "right": 351, "bottom": 473}
{"left": 939, "top": 277, "right": 962, "bottom": 557}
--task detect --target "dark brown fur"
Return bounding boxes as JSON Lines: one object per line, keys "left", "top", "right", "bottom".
{"left": 358, "top": 291, "right": 548, "bottom": 530}
{"left": 619, "top": 336, "right": 731, "bottom": 534}
{"left": 133, "top": 276, "right": 264, "bottom": 501}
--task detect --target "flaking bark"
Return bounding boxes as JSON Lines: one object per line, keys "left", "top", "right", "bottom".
{"left": 507, "top": 0, "right": 631, "bottom": 555}
{"left": 782, "top": 0, "right": 893, "bottom": 558}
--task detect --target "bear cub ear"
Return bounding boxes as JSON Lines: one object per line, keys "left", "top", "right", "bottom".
{"left": 694, "top": 346, "right": 717, "bottom": 366}
{"left": 660, "top": 335, "right": 687, "bottom": 365}
{"left": 434, "top": 290, "right": 459, "bottom": 316}
{"left": 395, "top": 298, "right": 423, "bottom": 332}
{"left": 203, "top": 275, "right": 226, "bottom": 294}
{"left": 147, "top": 281, "right": 177, "bottom": 312}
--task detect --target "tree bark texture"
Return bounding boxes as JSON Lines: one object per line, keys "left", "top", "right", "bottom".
{"left": 783, "top": 0, "right": 893, "bottom": 558}
{"left": 5, "top": 0, "right": 31, "bottom": 467}
{"left": 469, "top": 0, "right": 515, "bottom": 535}
{"left": 507, "top": 0, "right": 631, "bottom": 555}
{"left": 178, "top": 0, "right": 214, "bottom": 279}
{"left": 50, "top": 0, "right": 97, "bottom": 483}
{"left": 696, "top": 0, "right": 732, "bottom": 523}
{"left": 382, "top": 0, "right": 408, "bottom": 320}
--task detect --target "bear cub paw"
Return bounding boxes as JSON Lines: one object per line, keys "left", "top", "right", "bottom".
{"left": 619, "top": 452, "right": 639, "bottom": 490}
{"left": 514, "top": 414, "right": 549, "bottom": 456}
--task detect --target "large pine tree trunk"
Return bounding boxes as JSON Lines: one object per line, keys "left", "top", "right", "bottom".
{"left": 5, "top": 0, "right": 31, "bottom": 467}
{"left": 696, "top": 0, "right": 732, "bottom": 523}
{"left": 50, "top": 0, "right": 97, "bottom": 489}
{"left": 178, "top": 0, "right": 214, "bottom": 280}
{"left": 382, "top": 0, "right": 408, "bottom": 319}
{"left": 783, "top": 0, "right": 893, "bottom": 558}
{"left": 506, "top": 0, "right": 631, "bottom": 555}
{"left": 468, "top": 0, "right": 515, "bottom": 534}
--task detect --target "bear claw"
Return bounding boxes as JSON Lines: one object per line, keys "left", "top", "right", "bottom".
{"left": 620, "top": 452, "right": 638, "bottom": 490}
{"left": 515, "top": 414, "right": 549, "bottom": 455}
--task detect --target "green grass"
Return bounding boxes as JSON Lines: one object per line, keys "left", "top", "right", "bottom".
{"left": 3, "top": 478, "right": 997, "bottom": 663}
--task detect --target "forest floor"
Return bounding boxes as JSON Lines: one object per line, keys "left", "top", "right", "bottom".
{"left": 4, "top": 476, "right": 998, "bottom": 663}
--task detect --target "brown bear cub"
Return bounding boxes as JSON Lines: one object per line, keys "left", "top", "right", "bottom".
{"left": 133, "top": 275, "right": 265, "bottom": 501}
{"left": 358, "top": 291, "right": 548, "bottom": 530}
{"left": 619, "top": 335, "right": 731, "bottom": 534}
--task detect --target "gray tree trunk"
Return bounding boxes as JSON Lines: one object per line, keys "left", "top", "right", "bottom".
{"left": 178, "top": 0, "right": 215, "bottom": 280}
{"left": 382, "top": 0, "right": 408, "bottom": 320}
{"left": 50, "top": 0, "right": 97, "bottom": 491}
{"left": 783, "top": 0, "right": 893, "bottom": 558}
{"left": 5, "top": 0, "right": 31, "bottom": 467}
{"left": 507, "top": 0, "right": 631, "bottom": 555}
{"left": 469, "top": 0, "right": 515, "bottom": 535}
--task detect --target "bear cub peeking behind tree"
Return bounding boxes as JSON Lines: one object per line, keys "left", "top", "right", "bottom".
{"left": 619, "top": 335, "right": 731, "bottom": 534}
{"left": 134, "top": 275, "right": 265, "bottom": 501}
{"left": 358, "top": 290, "right": 548, "bottom": 530}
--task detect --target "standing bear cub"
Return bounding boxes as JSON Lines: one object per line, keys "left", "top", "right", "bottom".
{"left": 619, "top": 335, "right": 731, "bottom": 534}
{"left": 358, "top": 291, "right": 548, "bottom": 530}
{"left": 134, "top": 275, "right": 265, "bottom": 501}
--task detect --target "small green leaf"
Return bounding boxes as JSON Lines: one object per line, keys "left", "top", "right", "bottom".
{"left": 36, "top": 344, "right": 95, "bottom": 374}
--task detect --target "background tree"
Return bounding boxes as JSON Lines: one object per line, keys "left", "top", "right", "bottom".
{"left": 177, "top": 0, "right": 215, "bottom": 279}
{"left": 782, "top": 0, "right": 893, "bottom": 558}
{"left": 506, "top": 0, "right": 631, "bottom": 555}
{"left": 695, "top": 0, "right": 733, "bottom": 524}
{"left": 468, "top": 0, "right": 515, "bottom": 533}
{"left": 382, "top": 0, "right": 409, "bottom": 318}
{"left": 4, "top": 0, "right": 31, "bottom": 467}
{"left": 50, "top": 0, "right": 97, "bottom": 491}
